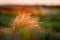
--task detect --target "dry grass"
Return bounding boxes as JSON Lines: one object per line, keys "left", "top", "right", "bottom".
{"left": 10, "top": 13, "right": 41, "bottom": 40}
{"left": 11, "top": 13, "right": 40, "bottom": 31}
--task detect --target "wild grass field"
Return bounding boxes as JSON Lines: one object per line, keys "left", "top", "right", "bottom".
{"left": 0, "top": 6, "right": 60, "bottom": 40}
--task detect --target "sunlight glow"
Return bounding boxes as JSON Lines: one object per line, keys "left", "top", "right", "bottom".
{"left": 0, "top": 0, "right": 60, "bottom": 5}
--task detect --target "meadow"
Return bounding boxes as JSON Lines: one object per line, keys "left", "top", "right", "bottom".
{"left": 0, "top": 6, "right": 60, "bottom": 40}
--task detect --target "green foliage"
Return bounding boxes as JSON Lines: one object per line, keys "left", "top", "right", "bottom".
{"left": 20, "top": 29, "right": 32, "bottom": 40}
{"left": 0, "top": 11, "right": 16, "bottom": 27}
{"left": 39, "top": 31, "right": 51, "bottom": 40}
{"left": 39, "top": 11, "right": 60, "bottom": 32}
{"left": 0, "top": 15, "right": 12, "bottom": 27}
{"left": 50, "top": 12, "right": 60, "bottom": 32}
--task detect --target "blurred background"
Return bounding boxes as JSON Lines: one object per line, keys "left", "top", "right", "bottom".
{"left": 0, "top": 5, "right": 60, "bottom": 40}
